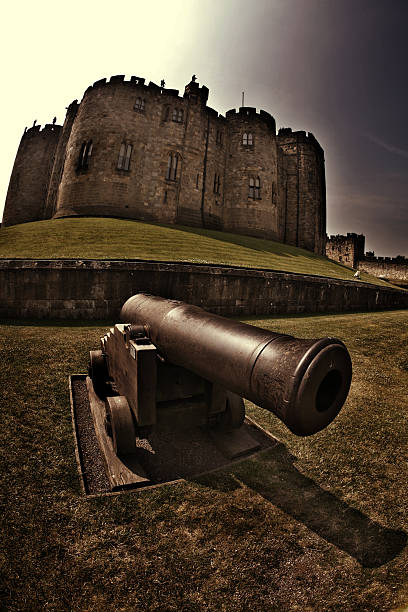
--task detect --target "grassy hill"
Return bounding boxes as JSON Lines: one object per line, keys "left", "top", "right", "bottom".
{"left": 0, "top": 217, "right": 398, "bottom": 287}
{"left": 1, "top": 311, "right": 408, "bottom": 610}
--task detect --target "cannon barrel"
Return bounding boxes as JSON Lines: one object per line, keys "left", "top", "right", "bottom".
{"left": 120, "top": 294, "right": 352, "bottom": 436}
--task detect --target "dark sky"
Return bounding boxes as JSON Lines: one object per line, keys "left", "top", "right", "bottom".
{"left": 197, "top": 0, "right": 408, "bottom": 256}
{"left": 1, "top": 0, "right": 407, "bottom": 256}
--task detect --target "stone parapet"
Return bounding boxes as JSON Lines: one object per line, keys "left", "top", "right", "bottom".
{"left": 0, "top": 259, "right": 406, "bottom": 320}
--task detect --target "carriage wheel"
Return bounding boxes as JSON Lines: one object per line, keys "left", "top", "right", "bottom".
{"left": 106, "top": 396, "right": 136, "bottom": 456}
{"left": 88, "top": 350, "right": 108, "bottom": 396}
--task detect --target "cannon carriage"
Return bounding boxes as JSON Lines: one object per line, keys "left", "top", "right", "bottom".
{"left": 88, "top": 294, "right": 352, "bottom": 470}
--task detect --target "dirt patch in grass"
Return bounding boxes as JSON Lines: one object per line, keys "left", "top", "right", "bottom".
{"left": 1, "top": 311, "right": 407, "bottom": 611}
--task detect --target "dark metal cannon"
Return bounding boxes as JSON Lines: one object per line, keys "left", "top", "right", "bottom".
{"left": 89, "top": 294, "right": 352, "bottom": 456}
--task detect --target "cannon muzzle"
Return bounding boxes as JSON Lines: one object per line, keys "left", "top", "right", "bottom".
{"left": 120, "top": 294, "right": 352, "bottom": 436}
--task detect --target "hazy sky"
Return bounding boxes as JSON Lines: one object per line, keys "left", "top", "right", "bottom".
{"left": 1, "top": 0, "right": 407, "bottom": 256}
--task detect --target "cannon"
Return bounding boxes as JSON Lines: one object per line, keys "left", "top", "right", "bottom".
{"left": 88, "top": 294, "right": 352, "bottom": 458}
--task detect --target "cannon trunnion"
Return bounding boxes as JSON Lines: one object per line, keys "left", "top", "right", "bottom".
{"left": 88, "top": 294, "right": 352, "bottom": 460}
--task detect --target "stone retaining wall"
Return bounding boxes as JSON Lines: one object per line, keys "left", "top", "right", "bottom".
{"left": 0, "top": 259, "right": 407, "bottom": 320}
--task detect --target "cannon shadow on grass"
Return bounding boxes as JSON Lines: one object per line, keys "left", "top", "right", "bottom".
{"left": 194, "top": 443, "right": 407, "bottom": 568}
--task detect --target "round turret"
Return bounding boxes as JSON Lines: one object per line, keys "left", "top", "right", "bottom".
{"left": 3, "top": 123, "right": 61, "bottom": 227}
{"left": 54, "top": 76, "right": 192, "bottom": 223}
{"left": 223, "top": 107, "right": 279, "bottom": 240}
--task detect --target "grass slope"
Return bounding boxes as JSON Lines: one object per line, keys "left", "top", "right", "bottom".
{"left": 1, "top": 311, "right": 407, "bottom": 611}
{"left": 0, "top": 217, "right": 397, "bottom": 287}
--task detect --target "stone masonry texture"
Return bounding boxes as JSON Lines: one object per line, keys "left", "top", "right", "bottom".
{"left": 0, "top": 259, "right": 407, "bottom": 321}
{"left": 326, "top": 233, "right": 407, "bottom": 286}
{"left": 2, "top": 75, "right": 326, "bottom": 254}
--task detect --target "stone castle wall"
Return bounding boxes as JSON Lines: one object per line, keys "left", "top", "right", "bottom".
{"left": 3, "top": 124, "right": 61, "bottom": 226}
{"left": 2, "top": 75, "right": 327, "bottom": 254}
{"left": 359, "top": 257, "right": 408, "bottom": 286}
{"left": 1, "top": 259, "right": 406, "bottom": 321}
{"left": 326, "top": 234, "right": 407, "bottom": 286}
{"left": 326, "top": 233, "right": 365, "bottom": 268}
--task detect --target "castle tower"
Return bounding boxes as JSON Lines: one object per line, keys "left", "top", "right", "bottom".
{"left": 326, "top": 233, "right": 365, "bottom": 267}
{"left": 3, "top": 123, "right": 61, "bottom": 226}
{"left": 277, "top": 129, "right": 326, "bottom": 254}
{"left": 43, "top": 100, "right": 79, "bottom": 219}
{"left": 223, "top": 107, "right": 278, "bottom": 240}
{"left": 54, "top": 76, "right": 195, "bottom": 223}
{"left": 174, "top": 77, "right": 225, "bottom": 229}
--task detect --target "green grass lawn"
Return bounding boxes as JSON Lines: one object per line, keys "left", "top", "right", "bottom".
{"left": 0, "top": 217, "right": 398, "bottom": 287}
{"left": 1, "top": 311, "right": 407, "bottom": 611}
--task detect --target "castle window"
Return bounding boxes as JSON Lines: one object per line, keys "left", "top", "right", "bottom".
{"left": 243, "top": 132, "right": 253, "bottom": 146}
{"left": 216, "top": 130, "right": 223, "bottom": 145}
{"left": 255, "top": 177, "right": 261, "bottom": 198}
{"left": 196, "top": 173, "right": 200, "bottom": 189}
{"left": 213, "top": 173, "right": 221, "bottom": 195}
{"left": 117, "top": 143, "right": 132, "bottom": 171}
{"left": 248, "top": 176, "right": 261, "bottom": 199}
{"left": 77, "top": 140, "right": 93, "bottom": 170}
{"left": 172, "top": 108, "right": 184, "bottom": 123}
{"left": 134, "top": 97, "right": 145, "bottom": 112}
{"left": 249, "top": 177, "right": 254, "bottom": 198}
{"left": 272, "top": 181, "right": 276, "bottom": 204}
{"left": 166, "top": 152, "right": 179, "bottom": 181}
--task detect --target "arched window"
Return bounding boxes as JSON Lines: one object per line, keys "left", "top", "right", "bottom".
{"left": 172, "top": 108, "right": 184, "bottom": 123}
{"left": 77, "top": 140, "right": 93, "bottom": 170}
{"left": 166, "top": 152, "right": 180, "bottom": 181}
{"left": 255, "top": 176, "right": 261, "bottom": 199}
{"left": 134, "top": 97, "right": 145, "bottom": 112}
{"left": 117, "top": 143, "right": 132, "bottom": 171}
{"left": 249, "top": 176, "right": 261, "bottom": 199}
{"left": 248, "top": 177, "right": 254, "bottom": 198}
{"left": 243, "top": 132, "right": 253, "bottom": 146}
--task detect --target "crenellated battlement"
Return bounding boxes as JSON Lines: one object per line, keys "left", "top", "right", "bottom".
{"left": 278, "top": 127, "right": 323, "bottom": 152}
{"left": 86, "top": 75, "right": 184, "bottom": 100}
{"left": 327, "top": 232, "right": 365, "bottom": 243}
{"left": 226, "top": 107, "right": 276, "bottom": 132}
{"left": 23, "top": 123, "right": 62, "bottom": 137}
{"left": 363, "top": 254, "right": 407, "bottom": 264}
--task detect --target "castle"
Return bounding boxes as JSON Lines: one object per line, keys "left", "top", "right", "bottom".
{"left": 3, "top": 75, "right": 326, "bottom": 254}
{"left": 326, "top": 233, "right": 408, "bottom": 287}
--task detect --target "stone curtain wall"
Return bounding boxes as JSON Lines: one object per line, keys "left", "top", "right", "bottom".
{"left": 359, "top": 258, "right": 408, "bottom": 286}
{"left": 0, "top": 259, "right": 406, "bottom": 320}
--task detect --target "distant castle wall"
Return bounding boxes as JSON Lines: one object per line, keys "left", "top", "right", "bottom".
{"left": 326, "top": 233, "right": 407, "bottom": 287}
{"left": 326, "top": 233, "right": 365, "bottom": 268}
{"left": 359, "top": 256, "right": 408, "bottom": 287}
{"left": 2, "top": 74, "right": 327, "bottom": 254}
